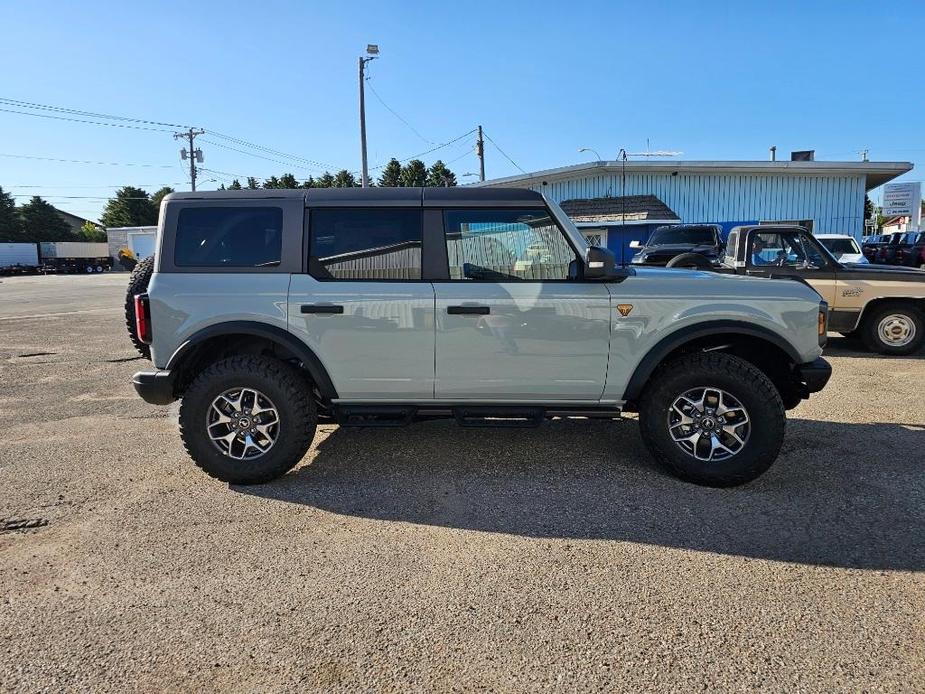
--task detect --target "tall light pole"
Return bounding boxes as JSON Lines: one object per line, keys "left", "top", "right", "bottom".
{"left": 358, "top": 44, "right": 379, "bottom": 187}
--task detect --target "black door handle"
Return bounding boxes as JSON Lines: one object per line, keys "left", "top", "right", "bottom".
{"left": 301, "top": 304, "right": 344, "bottom": 314}
{"left": 447, "top": 305, "right": 490, "bottom": 315}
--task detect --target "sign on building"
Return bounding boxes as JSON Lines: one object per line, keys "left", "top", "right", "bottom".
{"left": 882, "top": 182, "right": 922, "bottom": 228}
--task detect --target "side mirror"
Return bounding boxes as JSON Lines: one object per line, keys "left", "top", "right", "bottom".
{"left": 585, "top": 245, "right": 618, "bottom": 279}
{"left": 629, "top": 240, "right": 642, "bottom": 249}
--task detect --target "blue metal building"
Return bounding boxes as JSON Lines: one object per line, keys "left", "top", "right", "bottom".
{"left": 481, "top": 160, "right": 912, "bottom": 262}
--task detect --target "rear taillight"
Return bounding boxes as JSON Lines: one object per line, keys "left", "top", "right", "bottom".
{"left": 920, "top": 246, "right": 925, "bottom": 262}
{"left": 134, "top": 293, "right": 151, "bottom": 344}
{"left": 818, "top": 302, "right": 828, "bottom": 347}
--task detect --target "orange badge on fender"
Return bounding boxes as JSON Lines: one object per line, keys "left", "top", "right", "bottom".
{"left": 616, "top": 304, "right": 633, "bottom": 317}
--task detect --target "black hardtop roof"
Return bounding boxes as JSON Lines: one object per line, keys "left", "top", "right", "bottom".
{"left": 163, "top": 187, "right": 546, "bottom": 207}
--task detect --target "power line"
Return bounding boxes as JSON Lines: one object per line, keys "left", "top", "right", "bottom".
{"left": 207, "top": 131, "right": 343, "bottom": 171}
{"left": 201, "top": 139, "right": 331, "bottom": 174}
{"left": 0, "top": 107, "right": 175, "bottom": 133}
{"left": 0, "top": 152, "right": 176, "bottom": 168}
{"left": 368, "top": 129, "right": 478, "bottom": 171}
{"left": 365, "top": 79, "right": 434, "bottom": 145}
{"left": 0, "top": 97, "right": 192, "bottom": 129}
{"left": 481, "top": 130, "right": 526, "bottom": 174}
{"left": 0, "top": 96, "right": 345, "bottom": 173}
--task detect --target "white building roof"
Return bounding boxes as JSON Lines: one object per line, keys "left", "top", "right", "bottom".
{"left": 477, "top": 160, "right": 913, "bottom": 191}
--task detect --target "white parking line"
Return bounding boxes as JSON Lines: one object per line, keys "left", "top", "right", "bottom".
{"left": 0, "top": 307, "right": 121, "bottom": 321}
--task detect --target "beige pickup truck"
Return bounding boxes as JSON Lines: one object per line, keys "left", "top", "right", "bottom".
{"left": 666, "top": 224, "right": 925, "bottom": 355}
{"left": 696, "top": 225, "right": 925, "bottom": 355}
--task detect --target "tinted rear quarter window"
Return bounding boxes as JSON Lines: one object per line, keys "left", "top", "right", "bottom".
{"left": 174, "top": 207, "right": 282, "bottom": 267}
{"left": 309, "top": 208, "right": 422, "bottom": 280}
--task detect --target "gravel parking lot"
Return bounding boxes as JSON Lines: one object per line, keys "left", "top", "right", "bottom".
{"left": 1, "top": 273, "right": 923, "bottom": 692}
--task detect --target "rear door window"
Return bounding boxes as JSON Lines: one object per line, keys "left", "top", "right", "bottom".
{"left": 309, "top": 208, "right": 423, "bottom": 280}
{"left": 174, "top": 207, "right": 282, "bottom": 267}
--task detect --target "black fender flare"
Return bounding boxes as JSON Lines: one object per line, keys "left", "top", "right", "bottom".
{"left": 165, "top": 321, "right": 338, "bottom": 399}
{"left": 621, "top": 320, "right": 802, "bottom": 402}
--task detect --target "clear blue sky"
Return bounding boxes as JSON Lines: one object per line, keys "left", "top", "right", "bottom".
{"left": 1, "top": 0, "right": 922, "bottom": 221}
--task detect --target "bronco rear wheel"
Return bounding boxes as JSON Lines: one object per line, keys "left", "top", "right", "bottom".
{"left": 124, "top": 254, "right": 155, "bottom": 359}
{"left": 638, "top": 352, "right": 786, "bottom": 487}
{"left": 179, "top": 355, "right": 316, "bottom": 484}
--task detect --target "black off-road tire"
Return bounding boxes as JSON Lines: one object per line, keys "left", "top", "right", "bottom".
{"left": 179, "top": 355, "right": 317, "bottom": 485}
{"left": 665, "top": 252, "right": 714, "bottom": 270}
{"left": 638, "top": 352, "right": 786, "bottom": 487}
{"left": 860, "top": 303, "right": 924, "bottom": 356}
{"left": 124, "top": 254, "right": 155, "bottom": 359}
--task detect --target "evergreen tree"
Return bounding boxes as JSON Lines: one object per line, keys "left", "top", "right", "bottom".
{"left": 316, "top": 172, "right": 335, "bottom": 188}
{"left": 377, "top": 159, "right": 402, "bottom": 187}
{"left": 333, "top": 170, "right": 358, "bottom": 188}
{"left": 301, "top": 177, "right": 316, "bottom": 189}
{"left": 399, "top": 159, "right": 427, "bottom": 187}
{"left": 246, "top": 177, "right": 259, "bottom": 190}
{"left": 228, "top": 179, "right": 243, "bottom": 190}
{"left": 426, "top": 160, "right": 457, "bottom": 187}
{"left": 19, "top": 196, "right": 74, "bottom": 241}
{"left": 278, "top": 173, "right": 300, "bottom": 189}
{"left": 151, "top": 186, "right": 174, "bottom": 212}
{"left": 263, "top": 176, "right": 281, "bottom": 189}
{"left": 100, "top": 187, "right": 156, "bottom": 227}
{"left": 0, "top": 186, "right": 24, "bottom": 241}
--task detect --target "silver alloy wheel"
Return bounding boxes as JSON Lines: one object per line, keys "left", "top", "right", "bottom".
{"left": 207, "top": 387, "right": 280, "bottom": 460}
{"left": 877, "top": 313, "right": 916, "bottom": 348}
{"left": 667, "top": 387, "right": 750, "bottom": 462}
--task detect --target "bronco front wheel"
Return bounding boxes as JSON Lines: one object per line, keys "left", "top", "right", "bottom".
{"left": 638, "top": 352, "right": 786, "bottom": 487}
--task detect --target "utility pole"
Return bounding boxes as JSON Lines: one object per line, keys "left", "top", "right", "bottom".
{"left": 476, "top": 125, "right": 485, "bottom": 182}
{"left": 175, "top": 128, "right": 205, "bottom": 191}
{"left": 359, "top": 44, "right": 379, "bottom": 187}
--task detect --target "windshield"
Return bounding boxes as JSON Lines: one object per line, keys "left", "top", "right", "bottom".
{"left": 648, "top": 226, "right": 717, "bottom": 245}
{"left": 819, "top": 238, "right": 860, "bottom": 255}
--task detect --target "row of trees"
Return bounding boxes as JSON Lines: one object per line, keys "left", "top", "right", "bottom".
{"left": 0, "top": 185, "right": 175, "bottom": 243}
{"left": 0, "top": 187, "right": 95, "bottom": 242}
{"left": 0, "top": 157, "right": 462, "bottom": 242}
{"left": 218, "top": 158, "right": 458, "bottom": 191}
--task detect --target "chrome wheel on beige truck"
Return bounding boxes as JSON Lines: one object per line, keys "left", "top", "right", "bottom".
{"left": 861, "top": 303, "right": 924, "bottom": 356}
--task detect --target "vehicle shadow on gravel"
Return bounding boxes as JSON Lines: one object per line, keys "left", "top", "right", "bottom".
{"left": 239, "top": 418, "right": 925, "bottom": 571}
{"left": 824, "top": 335, "right": 925, "bottom": 359}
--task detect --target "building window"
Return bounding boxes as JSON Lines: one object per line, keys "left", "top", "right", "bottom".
{"left": 580, "top": 229, "right": 608, "bottom": 247}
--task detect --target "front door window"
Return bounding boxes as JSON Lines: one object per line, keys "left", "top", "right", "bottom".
{"left": 443, "top": 209, "right": 579, "bottom": 281}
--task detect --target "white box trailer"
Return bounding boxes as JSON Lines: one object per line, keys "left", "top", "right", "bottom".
{"left": 39, "top": 242, "right": 112, "bottom": 273}
{"left": 0, "top": 242, "right": 40, "bottom": 274}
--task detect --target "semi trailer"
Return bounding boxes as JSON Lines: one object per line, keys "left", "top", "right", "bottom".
{"left": 0, "top": 242, "right": 41, "bottom": 275}
{"left": 38, "top": 242, "right": 112, "bottom": 273}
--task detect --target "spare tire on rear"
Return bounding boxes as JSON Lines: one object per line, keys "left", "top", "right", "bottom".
{"left": 125, "top": 255, "right": 155, "bottom": 359}
{"left": 666, "top": 252, "right": 714, "bottom": 270}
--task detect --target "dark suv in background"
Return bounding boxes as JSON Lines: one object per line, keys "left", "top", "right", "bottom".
{"left": 629, "top": 224, "right": 724, "bottom": 267}
{"left": 898, "top": 232, "right": 925, "bottom": 269}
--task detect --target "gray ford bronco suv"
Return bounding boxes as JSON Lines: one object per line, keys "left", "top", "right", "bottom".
{"left": 131, "top": 188, "right": 831, "bottom": 487}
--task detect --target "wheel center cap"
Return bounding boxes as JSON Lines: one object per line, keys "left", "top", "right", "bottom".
{"left": 700, "top": 418, "right": 716, "bottom": 430}
{"left": 238, "top": 417, "right": 250, "bottom": 428}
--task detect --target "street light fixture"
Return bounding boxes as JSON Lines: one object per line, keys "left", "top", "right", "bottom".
{"left": 578, "top": 147, "right": 602, "bottom": 161}
{"left": 359, "top": 44, "right": 379, "bottom": 187}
